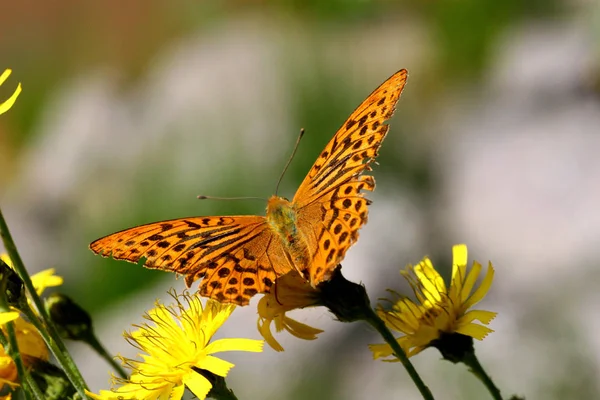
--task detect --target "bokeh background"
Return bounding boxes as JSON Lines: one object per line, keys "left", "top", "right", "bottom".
{"left": 1, "top": 1, "right": 600, "bottom": 399}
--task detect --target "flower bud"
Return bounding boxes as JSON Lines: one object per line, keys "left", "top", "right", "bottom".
{"left": 318, "top": 265, "right": 372, "bottom": 323}
{"left": 45, "top": 293, "right": 93, "bottom": 341}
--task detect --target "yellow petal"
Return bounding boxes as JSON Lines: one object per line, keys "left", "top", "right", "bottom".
{"left": 30, "top": 268, "right": 63, "bottom": 295}
{"left": 167, "top": 382, "right": 185, "bottom": 400}
{"left": 201, "top": 300, "right": 235, "bottom": 339}
{"left": 182, "top": 373, "right": 211, "bottom": 400}
{"left": 205, "top": 338, "right": 263, "bottom": 355}
{"left": 463, "top": 262, "right": 495, "bottom": 310}
{"left": 0, "top": 70, "right": 12, "bottom": 85}
{"left": 369, "top": 343, "right": 394, "bottom": 359}
{"left": 198, "top": 355, "right": 234, "bottom": 377}
{"left": 257, "top": 318, "right": 284, "bottom": 352}
{"left": 451, "top": 244, "right": 468, "bottom": 293}
{"left": 0, "top": 254, "right": 11, "bottom": 267}
{"left": 460, "top": 261, "right": 482, "bottom": 304}
{"left": 0, "top": 312, "right": 19, "bottom": 325}
{"left": 452, "top": 244, "right": 468, "bottom": 266}
{"left": 460, "top": 309, "right": 497, "bottom": 325}
{"left": 283, "top": 316, "right": 323, "bottom": 340}
{"left": 413, "top": 259, "right": 445, "bottom": 304}
{"left": 12, "top": 318, "right": 49, "bottom": 362}
{"left": 0, "top": 70, "right": 21, "bottom": 115}
{"left": 455, "top": 323, "right": 494, "bottom": 340}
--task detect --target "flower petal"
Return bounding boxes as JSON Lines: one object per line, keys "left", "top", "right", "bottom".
{"left": 201, "top": 300, "right": 235, "bottom": 339}
{"left": 450, "top": 244, "right": 468, "bottom": 294}
{"left": 0, "top": 70, "right": 21, "bottom": 115}
{"left": 168, "top": 384, "right": 185, "bottom": 400}
{"left": 205, "top": 338, "right": 263, "bottom": 355}
{"left": 31, "top": 268, "right": 63, "bottom": 295}
{"left": 0, "top": 254, "right": 12, "bottom": 267}
{"left": 455, "top": 323, "right": 494, "bottom": 340}
{"left": 463, "top": 262, "right": 495, "bottom": 310}
{"left": 282, "top": 316, "right": 323, "bottom": 340}
{"left": 182, "top": 373, "right": 211, "bottom": 400}
{"left": 0, "top": 312, "right": 19, "bottom": 325}
{"left": 459, "top": 261, "right": 482, "bottom": 305}
{"left": 257, "top": 315, "right": 284, "bottom": 351}
{"left": 369, "top": 343, "right": 394, "bottom": 359}
{"left": 413, "top": 259, "right": 445, "bottom": 304}
{"left": 198, "top": 355, "right": 234, "bottom": 377}
{"left": 460, "top": 309, "right": 497, "bottom": 325}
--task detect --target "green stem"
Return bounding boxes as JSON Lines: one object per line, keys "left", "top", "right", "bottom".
{"left": 23, "top": 369, "right": 45, "bottom": 400}
{"left": 86, "top": 332, "right": 128, "bottom": 379}
{"left": 0, "top": 325, "right": 44, "bottom": 400}
{"left": 0, "top": 326, "right": 30, "bottom": 400}
{"left": 21, "top": 307, "right": 89, "bottom": 398}
{"left": 463, "top": 351, "right": 503, "bottom": 400}
{"left": 0, "top": 208, "right": 89, "bottom": 399}
{"left": 365, "top": 307, "right": 435, "bottom": 400}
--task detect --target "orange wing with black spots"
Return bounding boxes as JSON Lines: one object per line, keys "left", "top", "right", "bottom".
{"left": 90, "top": 216, "right": 292, "bottom": 305}
{"left": 293, "top": 69, "right": 408, "bottom": 285}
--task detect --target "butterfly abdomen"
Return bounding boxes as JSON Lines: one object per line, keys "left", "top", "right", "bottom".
{"left": 266, "top": 196, "right": 311, "bottom": 278}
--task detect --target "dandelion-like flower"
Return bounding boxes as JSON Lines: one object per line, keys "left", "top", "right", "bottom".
{"left": 0, "top": 69, "right": 21, "bottom": 115}
{"left": 88, "top": 291, "right": 263, "bottom": 400}
{"left": 257, "top": 271, "right": 324, "bottom": 352}
{"left": 370, "top": 244, "right": 496, "bottom": 360}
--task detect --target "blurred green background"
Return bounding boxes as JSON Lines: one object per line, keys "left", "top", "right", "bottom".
{"left": 1, "top": 1, "right": 600, "bottom": 399}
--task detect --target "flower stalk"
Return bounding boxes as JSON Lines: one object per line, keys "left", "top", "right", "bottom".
{"left": 365, "top": 307, "right": 435, "bottom": 400}
{"left": 319, "top": 267, "right": 434, "bottom": 400}
{"left": 462, "top": 350, "right": 503, "bottom": 400}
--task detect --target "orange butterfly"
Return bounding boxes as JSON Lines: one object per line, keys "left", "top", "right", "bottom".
{"left": 90, "top": 69, "right": 408, "bottom": 305}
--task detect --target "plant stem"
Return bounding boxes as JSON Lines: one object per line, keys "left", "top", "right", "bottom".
{"left": 0, "top": 326, "right": 29, "bottom": 400}
{"left": 21, "top": 307, "right": 90, "bottom": 398}
{"left": 86, "top": 332, "right": 128, "bottom": 379}
{"left": 0, "top": 208, "right": 89, "bottom": 398}
{"left": 365, "top": 307, "right": 435, "bottom": 400}
{"left": 463, "top": 351, "right": 503, "bottom": 400}
{"left": 0, "top": 324, "right": 44, "bottom": 400}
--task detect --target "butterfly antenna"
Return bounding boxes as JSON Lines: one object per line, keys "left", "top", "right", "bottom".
{"left": 275, "top": 128, "right": 305, "bottom": 196}
{"left": 197, "top": 195, "right": 266, "bottom": 201}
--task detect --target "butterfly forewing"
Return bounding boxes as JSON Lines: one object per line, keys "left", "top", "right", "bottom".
{"left": 89, "top": 215, "right": 287, "bottom": 305}
{"left": 293, "top": 69, "right": 408, "bottom": 285}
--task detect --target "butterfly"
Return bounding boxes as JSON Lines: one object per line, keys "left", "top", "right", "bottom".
{"left": 90, "top": 69, "right": 408, "bottom": 305}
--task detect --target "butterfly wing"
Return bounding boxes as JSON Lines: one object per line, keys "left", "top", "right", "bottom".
{"left": 292, "top": 69, "right": 408, "bottom": 285}
{"left": 90, "top": 215, "right": 292, "bottom": 305}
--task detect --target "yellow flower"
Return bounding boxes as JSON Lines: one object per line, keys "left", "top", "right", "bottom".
{"left": 0, "top": 313, "right": 18, "bottom": 326}
{"left": 0, "top": 254, "right": 63, "bottom": 296}
{"left": 0, "top": 317, "right": 49, "bottom": 389}
{"left": 370, "top": 244, "right": 496, "bottom": 360}
{"left": 0, "top": 69, "right": 21, "bottom": 115}
{"left": 257, "top": 271, "right": 324, "bottom": 352}
{"left": 87, "top": 291, "right": 263, "bottom": 400}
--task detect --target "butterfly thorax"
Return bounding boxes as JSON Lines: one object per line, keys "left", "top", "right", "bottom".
{"left": 266, "top": 196, "right": 311, "bottom": 276}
